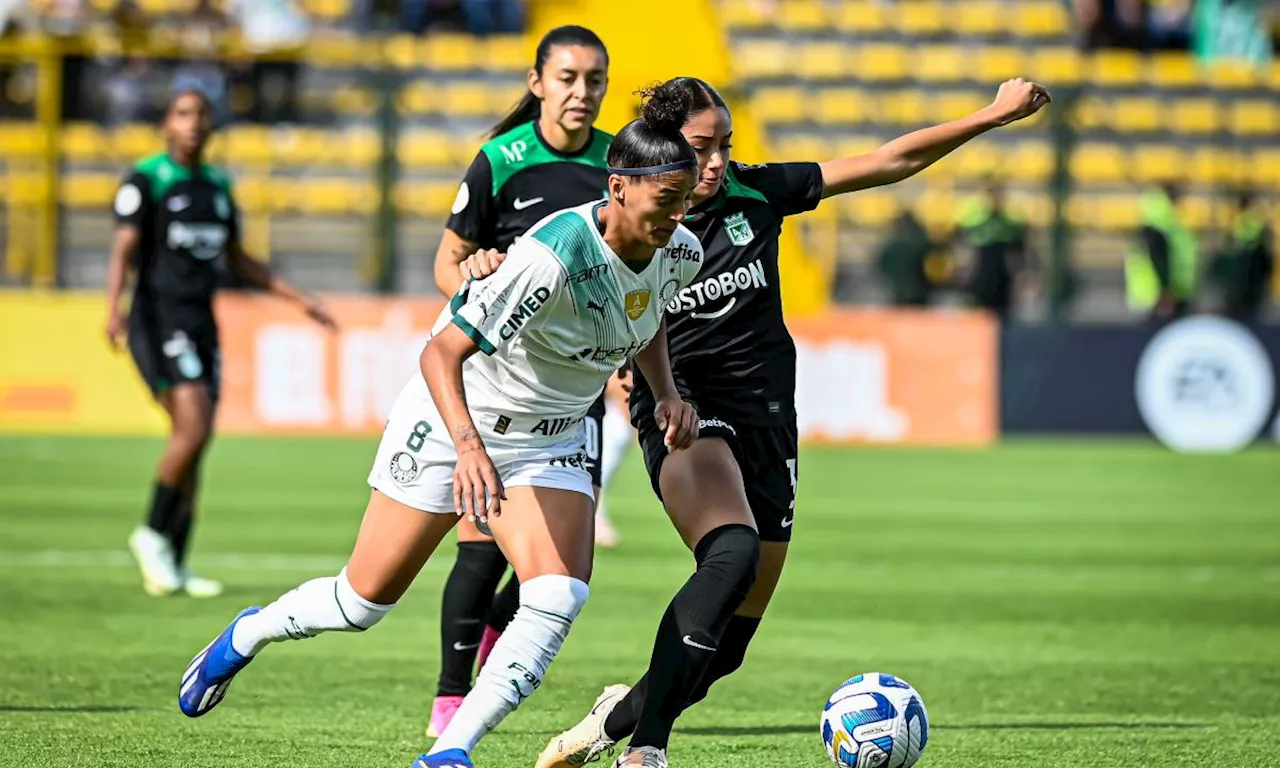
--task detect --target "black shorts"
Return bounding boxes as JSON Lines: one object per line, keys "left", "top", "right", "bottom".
{"left": 127, "top": 310, "right": 221, "bottom": 401}
{"left": 582, "top": 393, "right": 606, "bottom": 487}
{"left": 636, "top": 410, "right": 799, "bottom": 542}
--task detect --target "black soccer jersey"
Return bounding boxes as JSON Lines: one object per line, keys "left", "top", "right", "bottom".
{"left": 447, "top": 121, "right": 612, "bottom": 252}
{"left": 114, "top": 153, "right": 239, "bottom": 313}
{"left": 633, "top": 161, "right": 825, "bottom": 426}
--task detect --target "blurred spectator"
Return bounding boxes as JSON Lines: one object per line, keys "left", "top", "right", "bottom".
{"left": 103, "top": 57, "right": 148, "bottom": 126}
{"left": 0, "top": 0, "right": 30, "bottom": 117}
{"left": 400, "top": 0, "right": 464, "bottom": 34}
{"left": 0, "top": 0, "right": 26, "bottom": 31}
{"left": 953, "top": 182, "right": 1034, "bottom": 322}
{"left": 172, "top": 0, "right": 230, "bottom": 126}
{"left": 1148, "top": 0, "right": 1193, "bottom": 49}
{"left": 350, "top": 0, "right": 400, "bottom": 34}
{"left": 401, "top": 0, "right": 524, "bottom": 36}
{"left": 875, "top": 211, "right": 935, "bottom": 308}
{"left": 1126, "top": 183, "right": 1198, "bottom": 320}
{"left": 100, "top": 1, "right": 151, "bottom": 126}
{"left": 460, "top": 0, "right": 525, "bottom": 36}
{"left": 1073, "top": 0, "right": 1147, "bottom": 49}
{"left": 1211, "top": 190, "right": 1274, "bottom": 321}
{"left": 1194, "top": 0, "right": 1274, "bottom": 65}
{"left": 45, "top": 0, "right": 92, "bottom": 121}
{"left": 226, "top": 0, "right": 309, "bottom": 124}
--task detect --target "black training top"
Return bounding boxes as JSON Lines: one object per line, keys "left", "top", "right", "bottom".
{"left": 632, "top": 161, "right": 825, "bottom": 427}
{"left": 446, "top": 121, "right": 613, "bottom": 252}
{"left": 115, "top": 152, "right": 238, "bottom": 314}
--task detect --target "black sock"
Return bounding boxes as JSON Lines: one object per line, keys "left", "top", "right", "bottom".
{"left": 485, "top": 573, "right": 521, "bottom": 632}
{"left": 604, "top": 614, "right": 763, "bottom": 742}
{"left": 168, "top": 497, "right": 194, "bottom": 568}
{"left": 145, "top": 482, "right": 183, "bottom": 536}
{"left": 684, "top": 614, "right": 761, "bottom": 706}
{"left": 626, "top": 524, "right": 760, "bottom": 750}
{"left": 437, "top": 541, "right": 508, "bottom": 696}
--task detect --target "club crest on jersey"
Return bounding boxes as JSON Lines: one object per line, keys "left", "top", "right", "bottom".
{"left": 724, "top": 212, "right": 755, "bottom": 246}
{"left": 625, "top": 289, "right": 651, "bottom": 321}
{"left": 389, "top": 451, "right": 421, "bottom": 485}
{"left": 214, "top": 193, "right": 231, "bottom": 221}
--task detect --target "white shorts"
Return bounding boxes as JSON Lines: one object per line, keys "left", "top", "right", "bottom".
{"left": 367, "top": 380, "right": 595, "bottom": 514}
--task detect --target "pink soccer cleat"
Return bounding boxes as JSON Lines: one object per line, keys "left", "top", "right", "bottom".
{"left": 426, "top": 695, "right": 464, "bottom": 739}
{"left": 476, "top": 626, "right": 502, "bottom": 672}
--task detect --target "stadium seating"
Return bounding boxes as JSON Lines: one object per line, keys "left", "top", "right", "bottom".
{"left": 716, "top": 0, "right": 1279, "bottom": 290}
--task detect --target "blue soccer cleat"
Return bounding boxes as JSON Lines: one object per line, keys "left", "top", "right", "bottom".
{"left": 179, "top": 606, "right": 261, "bottom": 717}
{"left": 409, "top": 748, "right": 474, "bottom": 768}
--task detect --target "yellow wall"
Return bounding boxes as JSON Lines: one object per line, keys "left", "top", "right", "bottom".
{"left": 0, "top": 293, "right": 166, "bottom": 435}
{"left": 528, "top": 0, "right": 831, "bottom": 316}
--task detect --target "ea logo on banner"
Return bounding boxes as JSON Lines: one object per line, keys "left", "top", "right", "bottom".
{"left": 1135, "top": 317, "right": 1275, "bottom": 453}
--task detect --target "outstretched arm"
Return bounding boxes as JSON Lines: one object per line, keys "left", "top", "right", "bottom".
{"left": 819, "top": 78, "right": 1052, "bottom": 198}
{"left": 227, "top": 239, "right": 337, "bottom": 330}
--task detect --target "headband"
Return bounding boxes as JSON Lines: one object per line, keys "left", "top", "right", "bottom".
{"left": 608, "top": 159, "right": 697, "bottom": 176}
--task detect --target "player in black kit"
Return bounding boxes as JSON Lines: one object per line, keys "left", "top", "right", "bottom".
{"left": 532, "top": 75, "right": 1051, "bottom": 768}
{"left": 425, "top": 24, "right": 618, "bottom": 739}
{"left": 106, "top": 87, "right": 335, "bottom": 598}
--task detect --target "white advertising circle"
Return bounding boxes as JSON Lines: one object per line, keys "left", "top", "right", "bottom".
{"left": 1135, "top": 317, "right": 1275, "bottom": 453}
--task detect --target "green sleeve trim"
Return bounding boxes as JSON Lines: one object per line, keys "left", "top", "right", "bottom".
{"left": 722, "top": 164, "right": 770, "bottom": 205}
{"left": 452, "top": 314, "right": 497, "bottom": 355}
{"left": 482, "top": 123, "right": 614, "bottom": 195}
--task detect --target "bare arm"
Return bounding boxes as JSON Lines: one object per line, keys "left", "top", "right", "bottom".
{"left": 420, "top": 323, "right": 504, "bottom": 519}
{"left": 633, "top": 319, "right": 698, "bottom": 450}
{"left": 227, "top": 239, "right": 337, "bottom": 330}
{"left": 434, "top": 229, "right": 482, "bottom": 297}
{"left": 633, "top": 319, "right": 678, "bottom": 401}
{"left": 104, "top": 225, "right": 140, "bottom": 349}
{"left": 819, "top": 78, "right": 1051, "bottom": 198}
{"left": 420, "top": 324, "right": 484, "bottom": 455}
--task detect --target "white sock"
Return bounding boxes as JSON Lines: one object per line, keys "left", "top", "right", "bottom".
{"left": 429, "top": 574, "right": 590, "bottom": 755}
{"left": 599, "top": 401, "right": 633, "bottom": 492}
{"left": 230, "top": 567, "right": 394, "bottom": 657}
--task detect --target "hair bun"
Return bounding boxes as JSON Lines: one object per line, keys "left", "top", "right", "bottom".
{"left": 640, "top": 81, "right": 693, "bottom": 137}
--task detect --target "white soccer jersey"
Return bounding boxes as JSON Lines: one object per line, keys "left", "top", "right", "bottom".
{"left": 424, "top": 201, "right": 703, "bottom": 445}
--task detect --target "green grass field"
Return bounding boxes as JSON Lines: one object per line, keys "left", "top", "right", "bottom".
{"left": 1, "top": 435, "right": 1278, "bottom": 768}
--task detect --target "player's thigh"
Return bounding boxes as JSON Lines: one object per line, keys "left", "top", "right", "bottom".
{"left": 491, "top": 485, "right": 595, "bottom": 583}
{"left": 657, "top": 437, "right": 756, "bottom": 551}
{"left": 733, "top": 424, "right": 798, "bottom": 616}
{"left": 168, "top": 381, "right": 215, "bottom": 443}
{"left": 346, "top": 489, "right": 459, "bottom": 604}
{"left": 738, "top": 540, "right": 788, "bottom": 618}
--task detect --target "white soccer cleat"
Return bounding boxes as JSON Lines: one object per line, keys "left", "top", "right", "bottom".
{"left": 535, "top": 684, "right": 630, "bottom": 768}
{"left": 179, "top": 569, "right": 224, "bottom": 598}
{"left": 594, "top": 510, "right": 621, "bottom": 550}
{"left": 128, "top": 525, "right": 182, "bottom": 596}
{"left": 612, "top": 746, "right": 667, "bottom": 768}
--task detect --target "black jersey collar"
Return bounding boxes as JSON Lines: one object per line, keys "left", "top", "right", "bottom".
{"left": 685, "top": 163, "right": 768, "bottom": 221}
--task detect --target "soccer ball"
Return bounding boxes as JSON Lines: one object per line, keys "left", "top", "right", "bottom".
{"left": 820, "top": 672, "right": 929, "bottom": 768}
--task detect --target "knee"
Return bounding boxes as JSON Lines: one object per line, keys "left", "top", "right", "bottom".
{"left": 334, "top": 568, "right": 396, "bottom": 631}
{"left": 695, "top": 524, "right": 761, "bottom": 598}
{"left": 170, "top": 420, "right": 212, "bottom": 459}
{"left": 519, "top": 573, "right": 590, "bottom": 623}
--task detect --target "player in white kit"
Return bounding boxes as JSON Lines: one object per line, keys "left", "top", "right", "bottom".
{"left": 175, "top": 112, "right": 705, "bottom": 768}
